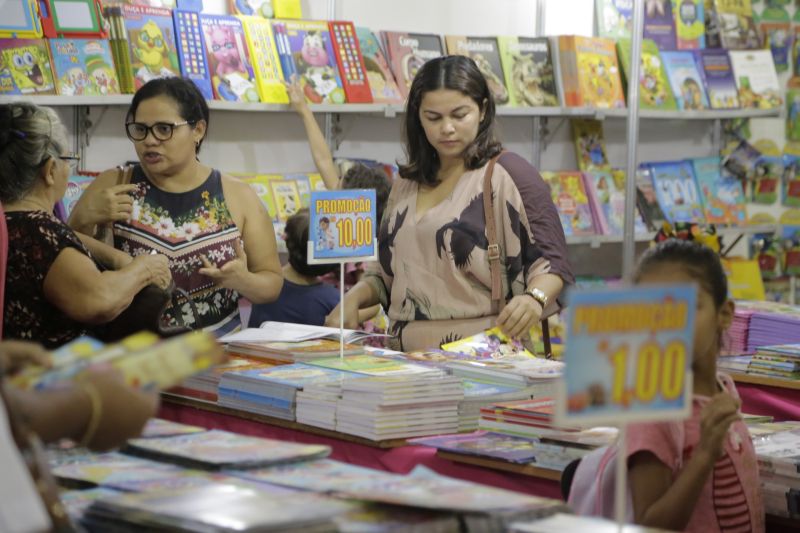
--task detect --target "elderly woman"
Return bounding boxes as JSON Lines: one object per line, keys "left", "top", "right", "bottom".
{"left": 69, "top": 77, "right": 283, "bottom": 335}
{"left": 0, "top": 103, "right": 172, "bottom": 349}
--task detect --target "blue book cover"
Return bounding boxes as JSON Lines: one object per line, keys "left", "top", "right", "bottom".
{"left": 648, "top": 160, "right": 705, "bottom": 224}
{"left": 695, "top": 49, "right": 740, "bottom": 109}
{"left": 691, "top": 156, "right": 746, "bottom": 226}
{"left": 661, "top": 50, "right": 708, "bottom": 110}
{"left": 173, "top": 10, "right": 213, "bottom": 100}
{"left": 49, "top": 38, "right": 120, "bottom": 96}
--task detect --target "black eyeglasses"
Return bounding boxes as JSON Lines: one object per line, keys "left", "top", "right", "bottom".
{"left": 125, "top": 121, "right": 194, "bottom": 142}
{"left": 58, "top": 153, "right": 80, "bottom": 171}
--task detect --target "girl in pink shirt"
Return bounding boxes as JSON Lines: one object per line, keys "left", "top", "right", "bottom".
{"left": 627, "top": 239, "right": 764, "bottom": 532}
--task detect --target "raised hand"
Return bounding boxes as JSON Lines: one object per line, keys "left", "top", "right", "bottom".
{"left": 283, "top": 74, "right": 310, "bottom": 115}
{"left": 80, "top": 183, "right": 138, "bottom": 225}
{"left": 698, "top": 392, "right": 741, "bottom": 460}
{"left": 199, "top": 239, "right": 249, "bottom": 291}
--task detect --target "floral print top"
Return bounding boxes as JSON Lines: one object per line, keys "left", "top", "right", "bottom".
{"left": 113, "top": 166, "right": 242, "bottom": 335}
{"left": 4, "top": 211, "right": 92, "bottom": 348}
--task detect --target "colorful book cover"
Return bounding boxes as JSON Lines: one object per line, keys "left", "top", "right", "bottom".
{"left": 496, "top": 36, "right": 558, "bottom": 107}
{"left": 121, "top": 4, "right": 180, "bottom": 90}
{"left": 441, "top": 328, "right": 535, "bottom": 359}
{"left": 273, "top": 19, "right": 346, "bottom": 104}
{"left": 49, "top": 38, "right": 120, "bottom": 96}
{"left": 126, "top": 429, "right": 330, "bottom": 468}
{"left": 273, "top": 0, "right": 302, "bottom": 19}
{"left": 649, "top": 160, "right": 706, "bottom": 224}
{"left": 199, "top": 14, "right": 259, "bottom": 102}
{"left": 233, "top": 173, "right": 280, "bottom": 220}
{"left": 382, "top": 31, "right": 444, "bottom": 100}
{"left": 758, "top": 4, "right": 791, "bottom": 73}
{"left": 729, "top": 49, "right": 782, "bottom": 110}
{"left": 644, "top": 0, "right": 677, "bottom": 50}
{"left": 445, "top": 35, "right": 509, "bottom": 106}
{"left": 558, "top": 35, "right": 625, "bottom": 108}
{"left": 711, "top": 0, "right": 761, "bottom": 49}
{"left": 308, "top": 173, "right": 327, "bottom": 191}
{"left": 609, "top": 169, "right": 649, "bottom": 234}
{"left": 308, "top": 355, "right": 437, "bottom": 377}
{"left": 239, "top": 15, "right": 288, "bottom": 103}
{"left": 695, "top": 49, "right": 740, "bottom": 109}
{"left": 61, "top": 175, "right": 94, "bottom": 220}
{"left": 691, "top": 156, "right": 746, "bottom": 225}
{"left": 595, "top": 0, "right": 633, "bottom": 39}
{"left": 173, "top": 9, "right": 214, "bottom": 100}
{"left": 284, "top": 173, "right": 311, "bottom": 207}
{"left": 794, "top": 8, "right": 800, "bottom": 77}
{"left": 540, "top": 171, "right": 597, "bottom": 237}
{"left": 224, "top": 363, "right": 349, "bottom": 388}
{"left": 572, "top": 118, "right": 610, "bottom": 171}
{"left": 752, "top": 154, "right": 782, "bottom": 204}
{"left": 617, "top": 38, "right": 677, "bottom": 110}
{"left": 661, "top": 50, "right": 709, "bottom": 110}
{"left": 355, "top": 27, "right": 403, "bottom": 104}
{"left": 0, "top": 51, "right": 21, "bottom": 95}
{"left": 783, "top": 154, "right": 800, "bottom": 207}
{"left": 269, "top": 179, "right": 302, "bottom": 221}
{"left": 583, "top": 170, "right": 627, "bottom": 235}
{"left": 229, "top": 0, "right": 274, "bottom": 18}
{"left": 635, "top": 165, "right": 667, "bottom": 231}
{"left": 410, "top": 431, "right": 540, "bottom": 463}
{"left": 328, "top": 20, "right": 372, "bottom": 103}
{"left": 0, "top": 38, "right": 56, "bottom": 94}
{"left": 673, "top": 0, "right": 705, "bottom": 49}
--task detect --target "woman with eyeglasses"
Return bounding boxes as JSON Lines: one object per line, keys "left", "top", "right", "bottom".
{"left": 69, "top": 77, "right": 283, "bottom": 335}
{"left": 0, "top": 102, "right": 172, "bottom": 348}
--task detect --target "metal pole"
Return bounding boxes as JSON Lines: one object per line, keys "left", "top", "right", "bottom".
{"left": 323, "top": 0, "right": 337, "bottom": 153}
{"left": 531, "top": 0, "right": 546, "bottom": 169}
{"left": 622, "top": 0, "right": 646, "bottom": 280}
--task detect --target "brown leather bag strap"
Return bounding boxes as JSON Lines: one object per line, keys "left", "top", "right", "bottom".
{"left": 116, "top": 165, "right": 133, "bottom": 185}
{"left": 483, "top": 154, "right": 502, "bottom": 315}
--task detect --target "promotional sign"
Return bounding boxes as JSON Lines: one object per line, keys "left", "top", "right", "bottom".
{"left": 556, "top": 284, "right": 697, "bottom": 427}
{"left": 308, "top": 189, "right": 377, "bottom": 264}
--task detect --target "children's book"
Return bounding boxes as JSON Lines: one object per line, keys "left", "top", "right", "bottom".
{"left": 233, "top": 173, "right": 279, "bottom": 220}
{"left": 0, "top": 39, "right": 56, "bottom": 94}
{"left": 661, "top": 50, "right": 709, "bottom": 110}
{"left": 284, "top": 173, "right": 311, "bottom": 207}
{"left": 617, "top": 38, "right": 677, "bottom": 110}
{"left": 758, "top": 3, "right": 791, "bottom": 73}
{"left": 695, "top": 49, "right": 740, "bottom": 109}
{"left": 0, "top": 0, "right": 42, "bottom": 39}
{"left": 103, "top": 5, "right": 134, "bottom": 93}
{"left": 635, "top": 165, "right": 667, "bottom": 231}
{"left": 572, "top": 118, "right": 610, "bottom": 171}
{"left": 441, "top": 328, "right": 536, "bottom": 360}
{"left": 691, "top": 156, "right": 747, "bottom": 225}
{"left": 273, "top": 0, "right": 302, "bottom": 18}
{"left": 61, "top": 175, "right": 94, "bottom": 219}
{"left": 307, "top": 355, "right": 440, "bottom": 378}
{"left": 496, "top": 36, "right": 558, "bottom": 107}
{"left": 583, "top": 170, "right": 627, "bottom": 235}
{"left": 410, "top": 431, "right": 541, "bottom": 463}
{"left": 557, "top": 35, "right": 625, "bottom": 108}
{"left": 382, "top": 31, "right": 444, "bottom": 99}
{"left": 239, "top": 15, "right": 288, "bottom": 103}
{"left": 648, "top": 160, "right": 706, "bottom": 224}
{"left": 199, "top": 14, "right": 259, "bottom": 102}
{"left": 355, "top": 27, "right": 403, "bottom": 104}
{"left": 229, "top": 0, "right": 274, "bottom": 18}
{"left": 752, "top": 154, "right": 783, "bottom": 204}
{"left": 445, "top": 35, "right": 510, "bottom": 106}
{"left": 49, "top": 38, "right": 120, "bottom": 96}
{"left": 609, "top": 169, "right": 649, "bottom": 234}
{"left": 709, "top": 0, "right": 761, "bottom": 49}
{"left": 269, "top": 178, "right": 302, "bottom": 221}
{"left": 328, "top": 20, "right": 372, "bottom": 103}
{"left": 52, "top": 452, "right": 184, "bottom": 489}
{"left": 729, "top": 49, "right": 782, "bottom": 110}
{"left": 273, "top": 19, "right": 346, "bottom": 104}
{"left": 126, "top": 430, "right": 331, "bottom": 469}
{"left": 0, "top": 52, "right": 21, "bottom": 95}
{"left": 121, "top": 4, "right": 180, "bottom": 90}
{"left": 173, "top": 9, "right": 214, "bottom": 100}
{"left": 644, "top": 0, "right": 677, "bottom": 50}
{"left": 783, "top": 154, "right": 800, "bottom": 207}
{"left": 540, "top": 171, "right": 597, "bottom": 237}
{"left": 722, "top": 138, "right": 761, "bottom": 180}
{"left": 595, "top": 0, "right": 633, "bottom": 39}
{"left": 673, "top": 0, "right": 705, "bottom": 49}
{"left": 140, "top": 418, "right": 206, "bottom": 439}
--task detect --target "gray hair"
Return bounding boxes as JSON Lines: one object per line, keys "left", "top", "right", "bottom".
{"left": 0, "top": 103, "right": 69, "bottom": 203}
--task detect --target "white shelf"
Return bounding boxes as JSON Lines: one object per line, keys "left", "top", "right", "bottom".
{"left": 0, "top": 95, "right": 782, "bottom": 121}
{"left": 565, "top": 223, "right": 779, "bottom": 247}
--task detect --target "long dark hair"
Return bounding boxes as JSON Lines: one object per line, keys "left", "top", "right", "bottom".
{"left": 399, "top": 55, "right": 502, "bottom": 185}
{"left": 126, "top": 77, "right": 209, "bottom": 154}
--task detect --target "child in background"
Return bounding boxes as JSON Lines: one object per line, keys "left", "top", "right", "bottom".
{"left": 285, "top": 76, "right": 391, "bottom": 327}
{"left": 605, "top": 240, "right": 763, "bottom": 531}
{"left": 248, "top": 209, "right": 339, "bottom": 327}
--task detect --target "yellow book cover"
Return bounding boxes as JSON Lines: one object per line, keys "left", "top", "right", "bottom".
{"left": 566, "top": 35, "right": 625, "bottom": 108}
{"left": 308, "top": 173, "right": 327, "bottom": 191}
{"left": 722, "top": 258, "right": 766, "bottom": 301}
{"left": 239, "top": 15, "right": 289, "bottom": 103}
{"left": 234, "top": 173, "right": 281, "bottom": 220}
{"left": 571, "top": 119, "right": 610, "bottom": 172}
{"left": 269, "top": 178, "right": 302, "bottom": 221}
{"left": 273, "top": 0, "right": 302, "bottom": 19}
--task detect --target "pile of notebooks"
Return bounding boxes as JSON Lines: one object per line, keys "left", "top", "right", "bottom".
{"left": 458, "top": 380, "right": 535, "bottom": 432}
{"left": 745, "top": 344, "right": 800, "bottom": 380}
{"left": 750, "top": 422, "right": 800, "bottom": 520}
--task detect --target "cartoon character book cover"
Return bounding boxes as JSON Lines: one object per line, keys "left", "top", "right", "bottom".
{"left": 199, "top": 14, "right": 259, "bottom": 102}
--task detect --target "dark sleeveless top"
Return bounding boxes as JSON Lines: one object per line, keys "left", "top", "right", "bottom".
{"left": 113, "top": 166, "right": 242, "bottom": 335}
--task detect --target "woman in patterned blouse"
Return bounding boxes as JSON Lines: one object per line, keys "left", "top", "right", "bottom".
{"left": 0, "top": 103, "right": 172, "bottom": 348}
{"left": 327, "top": 56, "right": 574, "bottom": 351}
{"left": 70, "top": 78, "right": 283, "bottom": 335}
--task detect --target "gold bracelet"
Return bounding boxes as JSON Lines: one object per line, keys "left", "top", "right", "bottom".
{"left": 78, "top": 382, "right": 103, "bottom": 448}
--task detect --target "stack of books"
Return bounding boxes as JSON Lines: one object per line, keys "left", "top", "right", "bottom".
{"left": 170, "top": 356, "right": 272, "bottom": 402}
{"left": 478, "top": 398, "right": 570, "bottom": 439}
{"left": 218, "top": 363, "right": 353, "bottom": 420}
{"left": 458, "top": 380, "right": 534, "bottom": 432}
{"left": 746, "top": 344, "right": 800, "bottom": 380}
{"left": 335, "top": 375, "right": 464, "bottom": 440}
{"left": 752, "top": 426, "right": 800, "bottom": 519}
{"left": 747, "top": 306, "right": 800, "bottom": 351}
{"left": 306, "top": 354, "right": 444, "bottom": 379}
{"left": 295, "top": 381, "right": 343, "bottom": 430}
{"left": 225, "top": 339, "right": 364, "bottom": 364}
{"left": 727, "top": 307, "right": 754, "bottom": 354}
{"left": 446, "top": 357, "right": 563, "bottom": 391}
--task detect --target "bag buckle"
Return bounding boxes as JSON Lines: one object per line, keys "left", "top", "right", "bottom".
{"left": 487, "top": 244, "right": 500, "bottom": 261}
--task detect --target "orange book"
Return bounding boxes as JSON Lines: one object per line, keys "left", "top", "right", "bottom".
{"left": 558, "top": 35, "right": 625, "bottom": 108}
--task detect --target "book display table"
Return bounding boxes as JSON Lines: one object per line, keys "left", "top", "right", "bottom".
{"left": 731, "top": 374, "right": 800, "bottom": 421}
{"left": 159, "top": 395, "right": 562, "bottom": 499}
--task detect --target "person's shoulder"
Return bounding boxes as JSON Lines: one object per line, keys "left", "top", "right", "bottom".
{"left": 496, "top": 151, "right": 536, "bottom": 177}
{"left": 94, "top": 167, "right": 124, "bottom": 187}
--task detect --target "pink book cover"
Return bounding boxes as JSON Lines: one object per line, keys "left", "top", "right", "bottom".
{"left": 581, "top": 172, "right": 611, "bottom": 235}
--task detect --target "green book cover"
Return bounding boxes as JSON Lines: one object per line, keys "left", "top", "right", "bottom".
{"left": 617, "top": 38, "right": 677, "bottom": 110}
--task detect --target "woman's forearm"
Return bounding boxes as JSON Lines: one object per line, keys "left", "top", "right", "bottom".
{"left": 4, "top": 384, "right": 91, "bottom": 444}
{"left": 229, "top": 270, "right": 283, "bottom": 304}
{"left": 347, "top": 280, "right": 380, "bottom": 310}
{"left": 299, "top": 108, "right": 340, "bottom": 190}
{"left": 75, "top": 232, "right": 133, "bottom": 270}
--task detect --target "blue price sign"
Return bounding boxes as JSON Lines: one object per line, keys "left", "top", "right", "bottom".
{"left": 308, "top": 189, "right": 377, "bottom": 263}
{"left": 555, "top": 285, "right": 697, "bottom": 426}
